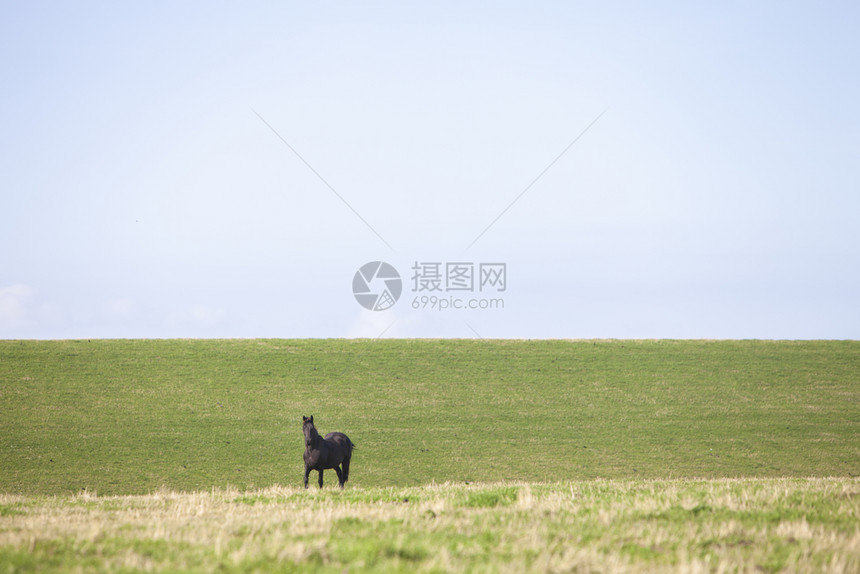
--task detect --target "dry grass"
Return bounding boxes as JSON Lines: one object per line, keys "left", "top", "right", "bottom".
{"left": 1, "top": 478, "right": 858, "bottom": 572}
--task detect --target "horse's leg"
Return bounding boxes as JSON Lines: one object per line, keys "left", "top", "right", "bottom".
{"left": 318, "top": 468, "right": 324, "bottom": 489}
{"left": 304, "top": 465, "right": 311, "bottom": 489}
{"left": 342, "top": 457, "right": 350, "bottom": 484}
{"left": 333, "top": 466, "right": 344, "bottom": 488}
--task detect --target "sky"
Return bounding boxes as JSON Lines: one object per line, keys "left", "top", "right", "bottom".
{"left": 1, "top": 1, "right": 858, "bottom": 339}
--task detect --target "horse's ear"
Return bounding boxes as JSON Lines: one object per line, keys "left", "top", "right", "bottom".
{"left": 309, "top": 415, "right": 314, "bottom": 423}
{"left": 302, "top": 415, "right": 308, "bottom": 423}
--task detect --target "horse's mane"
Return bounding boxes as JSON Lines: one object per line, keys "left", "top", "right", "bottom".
{"left": 303, "top": 420, "right": 320, "bottom": 445}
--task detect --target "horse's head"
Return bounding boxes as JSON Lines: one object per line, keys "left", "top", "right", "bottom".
{"left": 302, "top": 415, "right": 318, "bottom": 447}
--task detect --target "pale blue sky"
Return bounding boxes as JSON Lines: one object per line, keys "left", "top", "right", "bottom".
{"left": 2, "top": 1, "right": 858, "bottom": 339}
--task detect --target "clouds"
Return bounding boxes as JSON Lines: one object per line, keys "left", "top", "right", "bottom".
{"left": 0, "top": 284, "right": 33, "bottom": 329}
{"left": 103, "top": 297, "right": 136, "bottom": 319}
{"left": 346, "top": 310, "right": 401, "bottom": 339}
{"left": 0, "top": 284, "right": 64, "bottom": 337}
{"left": 167, "top": 304, "right": 227, "bottom": 331}
{"left": 0, "top": 285, "right": 229, "bottom": 338}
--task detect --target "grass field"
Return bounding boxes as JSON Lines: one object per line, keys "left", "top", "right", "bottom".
{"left": 1, "top": 339, "right": 858, "bottom": 571}
{"left": 1, "top": 339, "right": 857, "bottom": 494}
{"left": 1, "top": 479, "right": 858, "bottom": 572}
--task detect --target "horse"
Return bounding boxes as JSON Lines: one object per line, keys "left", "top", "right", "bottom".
{"left": 302, "top": 415, "right": 355, "bottom": 489}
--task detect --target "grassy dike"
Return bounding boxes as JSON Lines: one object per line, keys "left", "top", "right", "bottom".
{"left": 1, "top": 339, "right": 858, "bottom": 572}
{"left": 1, "top": 339, "right": 858, "bottom": 495}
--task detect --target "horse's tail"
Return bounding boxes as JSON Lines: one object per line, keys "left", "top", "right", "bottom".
{"left": 342, "top": 438, "right": 355, "bottom": 483}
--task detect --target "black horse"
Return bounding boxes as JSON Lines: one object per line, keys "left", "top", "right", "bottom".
{"left": 302, "top": 415, "right": 354, "bottom": 489}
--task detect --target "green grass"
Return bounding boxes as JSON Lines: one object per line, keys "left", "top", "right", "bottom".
{"left": 1, "top": 339, "right": 858, "bottom": 495}
{"left": 0, "top": 479, "right": 858, "bottom": 573}
{"left": 1, "top": 339, "right": 858, "bottom": 572}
